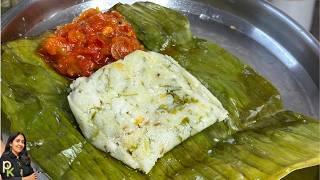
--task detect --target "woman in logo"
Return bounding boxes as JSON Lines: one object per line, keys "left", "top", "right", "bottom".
{"left": 0, "top": 132, "right": 36, "bottom": 180}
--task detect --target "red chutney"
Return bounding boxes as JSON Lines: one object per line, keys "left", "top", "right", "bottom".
{"left": 39, "top": 8, "right": 142, "bottom": 78}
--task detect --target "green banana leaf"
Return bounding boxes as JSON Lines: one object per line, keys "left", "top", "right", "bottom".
{"left": 113, "top": 2, "right": 283, "bottom": 131}
{"left": 1, "top": 2, "right": 319, "bottom": 179}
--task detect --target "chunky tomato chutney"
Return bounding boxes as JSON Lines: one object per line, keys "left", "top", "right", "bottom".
{"left": 39, "top": 8, "right": 142, "bottom": 78}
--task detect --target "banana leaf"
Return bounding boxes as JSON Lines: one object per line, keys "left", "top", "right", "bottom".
{"left": 1, "top": 2, "right": 319, "bottom": 179}
{"left": 113, "top": 2, "right": 283, "bottom": 131}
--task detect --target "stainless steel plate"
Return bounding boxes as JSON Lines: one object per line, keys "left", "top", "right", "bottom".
{"left": 2, "top": 0, "right": 319, "bottom": 118}
{"left": 1, "top": 0, "right": 319, "bottom": 178}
